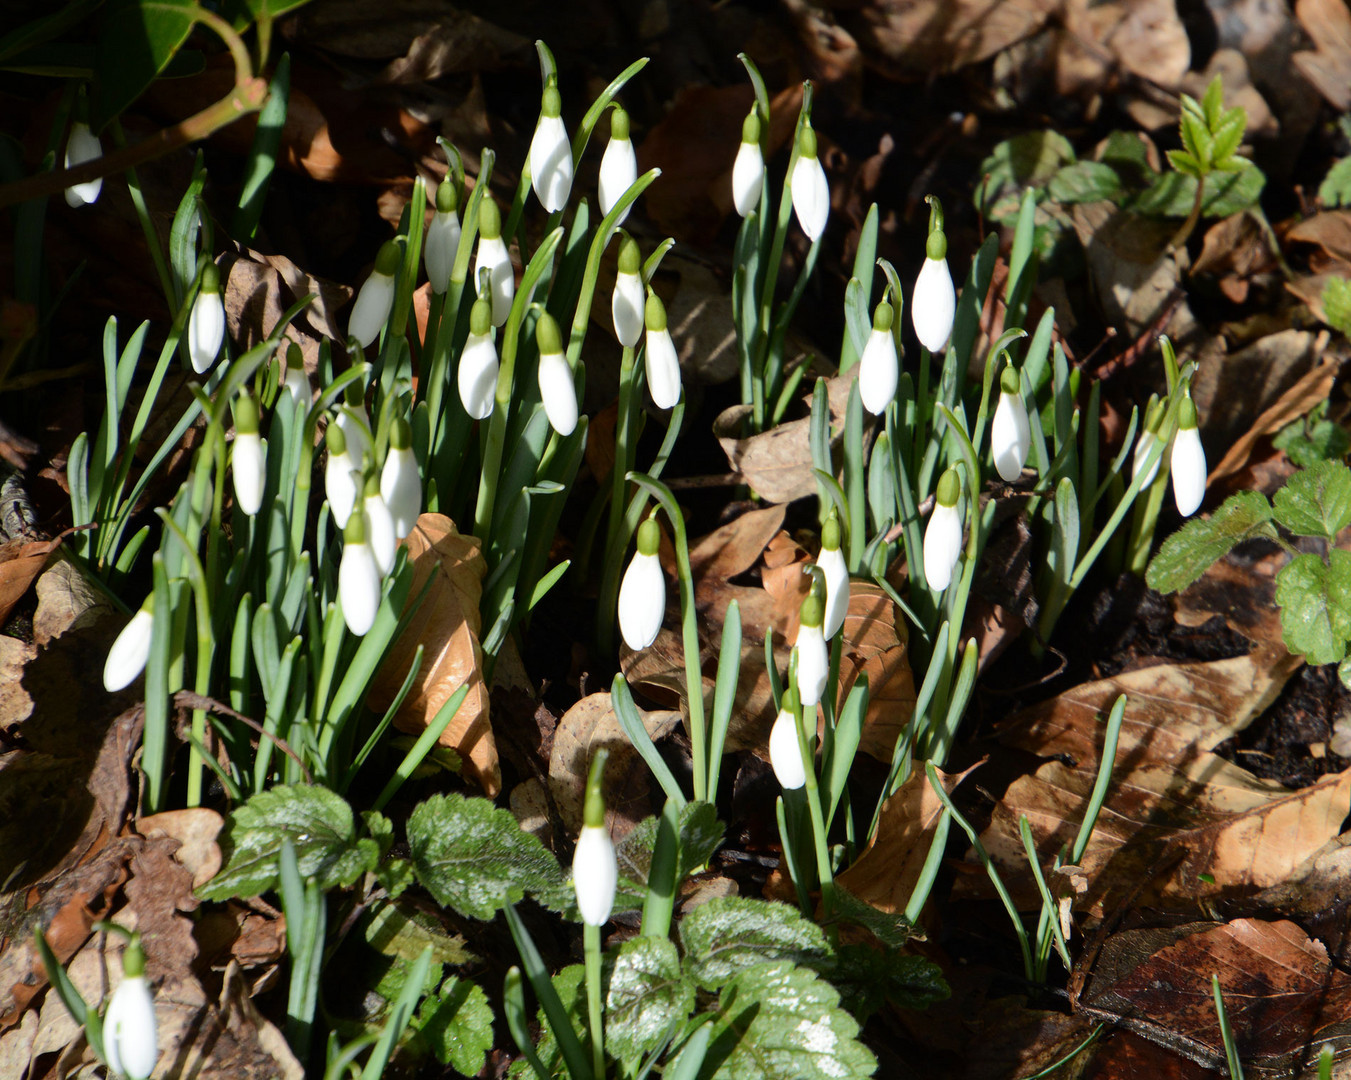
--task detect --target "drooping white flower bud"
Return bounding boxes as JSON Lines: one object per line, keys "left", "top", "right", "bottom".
{"left": 283, "top": 343, "right": 312, "bottom": 414}
{"left": 338, "top": 509, "right": 382, "bottom": 636}
{"left": 789, "top": 124, "right": 829, "bottom": 242}
{"left": 336, "top": 381, "right": 372, "bottom": 471}
{"left": 795, "top": 589, "right": 829, "bottom": 709}
{"left": 618, "top": 515, "right": 664, "bottom": 650}
{"left": 912, "top": 197, "right": 955, "bottom": 354}
{"left": 349, "top": 241, "right": 399, "bottom": 349}
{"left": 732, "top": 108, "right": 765, "bottom": 218}
{"left": 573, "top": 750, "right": 616, "bottom": 927}
{"left": 188, "top": 262, "right": 225, "bottom": 374}
{"left": 102, "top": 935, "right": 157, "bottom": 1080}
{"left": 457, "top": 297, "right": 499, "bottom": 420}
{"left": 103, "top": 597, "right": 154, "bottom": 692}
{"left": 1171, "top": 395, "right": 1206, "bottom": 518}
{"left": 231, "top": 391, "right": 266, "bottom": 517}
{"left": 324, "top": 420, "right": 358, "bottom": 529}
{"left": 599, "top": 106, "right": 638, "bottom": 224}
{"left": 859, "top": 300, "right": 899, "bottom": 415}
{"left": 535, "top": 312, "right": 577, "bottom": 437}
{"left": 475, "top": 199, "right": 514, "bottom": 327}
{"left": 991, "top": 362, "right": 1031, "bottom": 483}
{"left": 362, "top": 472, "right": 398, "bottom": 576}
{"left": 924, "top": 468, "right": 963, "bottom": 592}
{"left": 643, "top": 292, "right": 681, "bottom": 410}
{"left": 530, "top": 81, "right": 573, "bottom": 213}
{"left": 425, "top": 179, "right": 462, "bottom": 294}
{"left": 612, "top": 234, "right": 644, "bottom": 348}
{"left": 64, "top": 121, "right": 103, "bottom": 207}
{"left": 1133, "top": 400, "right": 1165, "bottom": 488}
{"left": 381, "top": 418, "right": 421, "bottom": 539}
{"left": 818, "top": 512, "right": 849, "bottom": 640}
{"left": 769, "top": 687, "right": 806, "bottom": 790}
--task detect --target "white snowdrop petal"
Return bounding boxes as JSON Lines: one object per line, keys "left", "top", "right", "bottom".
{"left": 1133, "top": 431, "right": 1161, "bottom": 488}
{"left": 284, "top": 366, "right": 312, "bottom": 413}
{"left": 232, "top": 432, "right": 266, "bottom": 517}
{"left": 644, "top": 326, "right": 681, "bottom": 410}
{"left": 618, "top": 551, "right": 665, "bottom": 650}
{"left": 599, "top": 136, "right": 638, "bottom": 222}
{"left": 188, "top": 290, "right": 225, "bottom": 374}
{"left": 530, "top": 114, "right": 574, "bottom": 213}
{"left": 923, "top": 502, "right": 963, "bottom": 593}
{"left": 64, "top": 122, "right": 103, "bottom": 207}
{"left": 912, "top": 257, "right": 956, "bottom": 354}
{"left": 790, "top": 155, "right": 830, "bottom": 242}
{"left": 1171, "top": 426, "right": 1207, "bottom": 517}
{"left": 991, "top": 391, "right": 1031, "bottom": 483}
{"left": 732, "top": 141, "right": 765, "bottom": 218}
{"left": 325, "top": 450, "right": 358, "bottom": 529}
{"left": 795, "top": 623, "right": 829, "bottom": 708}
{"left": 339, "top": 539, "right": 382, "bottom": 636}
{"left": 336, "top": 408, "right": 371, "bottom": 473}
{"left": 859, "top": 328, "right": 899, "bottom": 415}
{"left": 425, "top": 211, "right": 461, "bottom": 294}
{"left": 458, "top": 332, "right": 499, "bottom": 420}
{"left": 819, "top": 547, "right": 850, "bottom": 641}
{"left": 104, "top": 975, "right": 158, "bottom": 1080}
{"left": 381, "top": 446, "right": 422, "bottom": 539}
{"left": 572, "top": 825, "right": 618, "bottom": 926}
{"left": 365, "top": 494, "right": 398, "bottom": 576}
{"left": 104, "top": 608, "right": 154, "bottom": 692}
{"left": 475, "top": 236, "right": 515, "bottom": 327}
{"left": 612, "top": 271, "right": 645, "bottom": 348}
{"left": 769, "top": 708, "right": 806, "bottom": 789}
{"left": 537, "top": 351, "right": 578, "bottom": 436}
{"left": 349, "top": 271, "right": 395, "bottom": 348}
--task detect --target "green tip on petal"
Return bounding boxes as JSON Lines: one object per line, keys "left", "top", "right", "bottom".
{"left": 344, "top": 381, "right": 365, "bottom": 408}
{"left": 582, "top": 748, "right": 609, "bottom": 828}
{"left": 1178, "top": 396, "right": 1198, "bottom": 430}
{"left": 936, "top": 467, "right": 961, "bottom": 507}
{"left": 872, "top": 300, "right": 893, "bottom": 333}
{"left": 326, "top": 419, "right": 348, "bottom": 456}
{"left": 782, "top": 683, "right": 800, "bottom": 715}
{"left": 344, "top": 507, "right": 367, "bottom": 545}
{"left": 233, "top": 390, "right": 260, "bottom": 435}
{"left": 541, "top": 84, "right": 562, "bottom": 119}
{"left": 469, "top": 297, "right": 493, "bottom": 336}
{"left": 374, "top": 240, "right": 400, "bottom": 276}
{"left": 435, "top": 179, "right": 458, "bottom": 213}
{"left": 200, "top": 261, "right": 221, "bottom": 294}
{"left": 740, "top": 109, "right": 761, "bottom": 144}
{"left": 479, "top": 198, "right": 502, "bottom": 240}
{"left": 535, "top": 312, "right": 563, "bottom": 355}
{"left": 999, "top": 363, "right": 1020, "bottom": 395}
{"left": 610, "top": 105, "right": 630, "bottom": 141}
{"left": 926, "top": 231, "right": 947, "bottom": 261}
{"left": 618, "top": 234, "right": 641, "bottom": 275}
{"left": 644, "top": 292, "right": 667, "bottom": 333}
{"left": 122, "top": 934, "right": 146, "bottom": 978}
{"left": 799, "top": 590, "right": 824, "bottom": 629}
{"left": 636, "top": 514, "right": 660, "bottom": 555}
{"left": 797, "top": 125, "right": 817, "bottom": 160}
{"left": 390, "top": 416, "right": 412, "bottom": 450}
{"left": 363, "top": 470, "right": 381, "bottom": 498}
{"left": 822, "top": 512, "right": 841, "bottom": 551}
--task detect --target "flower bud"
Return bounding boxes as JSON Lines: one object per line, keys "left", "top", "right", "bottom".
{"left": 381, "top": 418, "right": 421, "bottom": 539}
{"left": 859, "top": 300, "right": 899, "bottom": 415}
{"left": 231, "top": 392, "right": 266, "bottom": 517}
{"left": 475, "top": 199, "right": 514, "bottom": 327}
{"left": 325, "top": 419, "right": 358, "bottom": 529}
{"left": 103, "top": 597, "right": 154, "bottom": 692}
{"left": 643, "top": 292, "right": 681, "bottom": 410}
{"left": 535, "top": 312, "right": 577, "bottom": 436}
{"left": 349, "top": 241, "right": 399, "bottom": 348}
{"left": 923, "top": 468, "right": 963, "bottom": 592}
{"left": 599, "top": 106, "right": 638, "bottom": 224}
{"left": 283, "top": 343, "right": 311, "bottom": 413}
{"left": 363, "top": 471, "right": 398, "bottom": 576}
{"left": 789, "top": 124, "right": 829, "bottom": 242}
{"left": 530, "top": 82, "right": 573, "bottom": 213}
{"left": 1171, "top": 396, "right": 1206, "bottom": 517}
{"left": 618, "top": 515, "right": 664, "bottom": 650}
{"left": 336, "top": 381, "right": 371, "bottom": 469}
{"left": 425, "top": 179, "right": 461, "bottom": 294}
{"left": 769, "top": 687, "right": 806, "bottom": 790}
{"left": 611, "top": 235, "right": 644, "bottom": 348}
{"left": 103, "top": 935, "right": 157, "bottom": 1080}
{"left": 188, "top": 262, "right": 225, "bottom": 374}
{"left": 1133, "top": 400, "right": 1165, "bottom": 488}
{"left": 818, "top": 513, "right": 849, "bottom": 640}
{"left": 795, "top": 589, "right": 829, "bottom": 708}
{"left": 338, "top": 509, "right": 382, "bottom": 636}
{"left": 912, "top": 197, "right": 955, "bottom": 353}
{"left": 64, "top": 121, "right": 103, "bottom": 207}
{"left": 732, "top": 109, "right": 765, "bottom": 218}
{"left": 458, "top": 298, "right": 499, "bottom": 420}
{"left": 573, "top": 750, "right": 617, "bottom": 926}
{"left": 991, "top": 363, "right": 1031, "bottom": 483}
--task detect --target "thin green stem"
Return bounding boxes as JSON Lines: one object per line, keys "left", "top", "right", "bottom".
{"left": 585, "top": 923, "right": 604, "bottom": 1080}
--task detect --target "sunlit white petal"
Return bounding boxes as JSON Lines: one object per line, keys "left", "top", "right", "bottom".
{"left": 618, "top": 551, "right": 664, "bottom": 650}
{"left": 188, "top": 290, "right": 225, "bottom": 374}
{"left": 644, "top": 326, "right": 681, "bottom": 410}
{"left": 458, "top": 331, "right": 499, "bottom": 420}
{"left": 923, "top": 501, "right": 963, "bottom": 592}
{"left": 537, "top": 350, "right": 578, "bottom": 436}
{"left": 530, "top": 114, "right": 574, "bottom": 213}
{"left": 819, "top": 547, "right": 849, "bottom": 640}
{"left": 339, "top": 537, "right": 382, "bottom": 636}
{"left": 912, "top": 257, "right": 956, "bottom": 354}
{"left": 475, "top": 236, "right": 515, "bottom": 327}
{"left": 612, "top": 271, "right": 644, "bottom": 348}
{"left": 380, "top": 446, "right": 421, "bottom": 539}
{"left": 103, "top": 608, "right": 154, "bottom": 692}
{"left": 349, "top": 271, "right": 395, "bottom": 348}
{"left": 992, "top": 391, "right": 1031, "bottom": 483}
{"left": 859, "top": 328, "right": 898, "bottom": 415}
{"left": 425, "top": 210, "right": 461, "bottom": 294}
{"left": 572, "top": 825, "right": 617, "bottom": 926}
{"left": 64, "top": 122, "right": 103, "bottom": 207}
{"left": 795, "top": 623, "right": 829, "bottom": 708}
{"left": 599, "top": 137, "right": 638, "bottom": 223}
{"left": 732, "top": 141, "right": 765, "bottom": 218}
{"left": 769, "top": 708, "right": 806, "bottom": 789}
{"left": 103, "top": 974, "right": 158, "bottom": 1080}
{"left": 232, "top": 432, "right": 266, "bottom": 516}
{"left": 1171, "top": 427, "right": 1207, "bottom": 517}
{"left": 325, "top": 449, "right": 358, "bottom": 529}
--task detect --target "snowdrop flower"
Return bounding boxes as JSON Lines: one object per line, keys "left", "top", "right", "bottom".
{"left": 789, "top": 123, "right": 829, "bottom": 242}
{"left": 611, "top": 234, "right": 644, "bottom": 347}
{"left": 282, "top": 343, "right": 311, "bottom": 414}
{"left": 859, "top": 299, "right": 899, "bottom": 415}
{"left": 339, "top": 508, "right": 382, "bottom": 636}
{"left": 924, "top": 468, "right": 963, "bottom": 592}
{"left": 458, "top": 296, "right": 499, "bottom": 420}
{"left": 349, "top": 240, "right": 399, "bottom": 348}
{"left": 1171, "top": 395, "right": 1206, "bottom": 517}
{"left": 769, "top": 687, "right": 806, "bottom": 790}
{"left": 573, "top": 751, "right": 617, "bottom": 926}
{"left": 795, "top": 589, "right": 829, "bottom": 709}
{"left": 188, "top": 262, "right": 225, "bottom": 374}
{"left": 475, "top": 199, "right": 514, "bottom": 326}
{"left": 363, "top": 472, "right": 398, "bottom": 576}
{"left": 818, "top": 512, "right": 849, "bottom": 640}
{"left": 912, "top": 197, "right": 955, "bottom": 354}
{"left": 103, "top": 596, "right": 154, "bottom": 692}
{"left": 618, "top": 515, "right": 664, "bottom": 650}
{"left": 424, "top": 179, "right": 461, "bottom": 294}
{"left": 731, "top": 108, "right": 765, "bottom": 218}
{"left": 103, "top": 935, "right": 157, "bottom": 1080}
{"left": 530, "top": 79, "right": 573, "bottom": 213}
{"left": 599, "top": 106, "right": 638, "bottom": 224}
{"left": 1133, "top": 400, "right": 1165, "bottom": 488}
{"left": 336, "top": 381, "right": 371, "bottom": 470}
{"left": 324, "top": 420, "right": 358, "bottom": 529}
{"left": 231, "top": 391, "right": 266, "bottom": 517}
{"left": 381, "top": 418, "right": 421, "bottom": 539}
{"left": 535, "top": 312, "right": 577, "bottom": 437}
{"left": 64, "top": 121, "right": 103, "bottom": 207}
{"left": 643, "top": 291, "right": 681, "bottom": 410}
{"left": 991, "top": 362, "right": 1031, "bottom": 483}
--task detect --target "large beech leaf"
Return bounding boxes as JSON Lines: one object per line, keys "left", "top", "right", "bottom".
{"left": 706, "top": 962, "right": 876, "bottom": 1080}
{"left": 407, "top": 793, "right": 561, "bottom": 920}
{"left": 198, "top": 784, "right": 380, "bottom": 900}
{"left": 679, "top": 897, "right": 831, "bottom": 989}
{"left": 604, "top": 938, "right": 694, "bottom": 1068}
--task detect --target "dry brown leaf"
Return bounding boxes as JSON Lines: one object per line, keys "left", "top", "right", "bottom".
{"left": 1064, "top": 0, "right": 1190, "bottom": 98}
{"left": 1173, "top": 548, "right": 1287, "bottom": 661}
{"left": 835, "top": 581, "right": 916, "bottom": 760}
{"left": 32, "top": 558, "right": 111, "bottom": 647}
{"left": 970, "top": 653, "right": 1350, "bottom": 915}
{"left": 1191, "top": 211, "right": 1277, "bottom": 305}
{"left": 0, "top": 535, "right": 61, "bottom": 627}
{"left": 138, "top": 809, "right": 224, "bottom": 892}
{"left": 1294, "top": 0, "right": 1351, "bottom": 110}
{"left": 548, "top": 691, "right": 680, "bottom": 838}
{"left": 1072, "top": 201, "right": 1181, "bottom": 337}
{"left": 367, "top": 513, "right": 497, "bottom": 794}
{"left": 689, "top": 505, "right": 789, "bottom": 637}
{"left": 1192, "top": 330, "right": 1322, "bottom": 454}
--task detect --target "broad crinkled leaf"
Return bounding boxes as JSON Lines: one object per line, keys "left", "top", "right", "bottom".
{"left": 605, "top": 937, "right": 695, "bottom": 1068}
{"left": 679, "top": 897, "right": 831, "bottom": 989}
{"left": 617, "top": 801, "right": 725, "bottom": 890}
{"left": 413, "top": 975, "right": 494, "bottom": 1076}
{"left": 1146, "top": 492, "right": 1276, "bottom": 594}
{"left": 707, "top": 961, "right": 876, "bottom": 1080}
{"left": 407, "top": 793, "right": 562, "bottom": 920}
{"left": 829, "top": 943, "right": 950, "bottom": 1020}
{"left": 1133, "top": 164, "right": 1265, "bottom": 219}
{"left": 198, "top": 784, "right": 379, "bottom": 901}
{"left": 830, "top": 886, "right": 921, "bottom": 950}
{"left": 1047, "top": 161, "right": 1122, "bottom": 204}
{"left": 1272, "top": 460, "right": 1351, "bottom": 539}
{"left": 1275, "top": 550, "right": 1351, "bottom": 666}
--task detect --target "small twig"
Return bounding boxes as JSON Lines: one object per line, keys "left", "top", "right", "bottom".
{"left": 173, "top": 690, "right": 313, "bottom": 785}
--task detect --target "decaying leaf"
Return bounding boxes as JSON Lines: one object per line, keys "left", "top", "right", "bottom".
{"left": 0, "top": 535, "right": 62, "bottom": 628}
{"left": 367, "top": 514, "right": 496, "bottom": 794}
{"left": 1294, "top": 0, "right": 1351, "bottom": 111}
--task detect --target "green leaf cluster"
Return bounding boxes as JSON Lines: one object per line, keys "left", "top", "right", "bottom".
{"left": 1167, "top": 74, "right": 1251, "bottom": 179}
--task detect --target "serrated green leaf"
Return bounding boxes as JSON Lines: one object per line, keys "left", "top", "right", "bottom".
{"left": 362, "top": 810, "right": 395, "bottom": 859}
{"left": 1202, "top": 76, "right": 1225, "bottom": 126}
{"left": 615, "top": 801, "right": 725, "bottom": 890}
{"left": 1273, "top": 412, "right": 1350, "bottom": 468}
{"left": 1273, "top": 460, "right": 1351, "bottom": 539}
{"left": 706, "top": 962, "right": 876, "bottom": 1080}
{"left": 1181, "top": 111, "right": 1213, "bottom": 168}
{"left": 1210, "top": 114, "right": 1245, "bottom": 166}
{"left": 1146, "top": 492, "right": 1275, "bottom": 594}
{"left": 1134, "top": 164, "right": 1265, "bottom": 218}
{"left": 376, "top": 859, "right": 416, "bottom": 900}
{"left": 364, "top": 899, "right": 476, "bottom": 968}
{"left": 828, "top": 944, "right": 950, "bottom": 1020}
{"left": 605, "top": 938, "right": 695, "bottom": 1068}
{"left": 830, "top": 887, "right": 921, "bottom": 949}
{"left": 1166, "top": 149, "right": 1204, "bottom": 179}
{"left": 1275, "top": 550, "right": 1351, "bottom": 666}
{"left": 407, "top": 794, "right": 563, "bottom": 920}
{"left": 413, "top": 975, "right": 494, "bottom": 1076}
{"left": 198, "top": 784, "right": 379, "bottom": 901}
{"left": 679, "top": 898, "right": 832, "bottom": 989}
{"left": 1320, "top": 158, "right": 1351, "bottom": 209}
{"left": 1047, "top": 161, "right": 1122, "bottom": 204}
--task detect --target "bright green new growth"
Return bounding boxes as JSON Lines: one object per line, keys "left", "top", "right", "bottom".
{"left": 233, "top": 391, "right": 260, "bottom": 435}
{"left": 374, "top": 240, "right": 400, "bottom": 276}
{"left": 610, "top": 105, "right": 630, "bottom": 141}
{"left": 540, "top": 83, "right": 562, "bottom": 120}
{"left": 535, "top": 312, "right": 563, "bottom": 355}
{"left": 344, "top": 380, "right": 364, "bottom": 408}
{"left": 479, "top": 198, "right": 502, "bottom": 240}
{"left": 999, "top": 363, "right": 1019, "bottom": 395}
{"left": 618, "top": 234, "right": 641, "bottom": 275}
{"left": 435, "top": 179, "right": 458, "bottom": 213}
{"left": 1143, "top": 398, "right": 1165, "bottom": 435}
{"left": 741, "top": 108, "right": 760, "bottom": 145}
{"left": 1323, "top": 277, "right": 1351, "bottom": 335}
{"left": 390, "top": 417, "right": 411, "bottom": 451}
{"left": 645, "top": 291, "right": 667, "bottom": 332}
{"left": 326, "top": 420, "right": 347, "bottom": 456}
{"left": 583, "top": 749, "right": 609, "bottom": 828}
{"left": 1169, "top": 74, "right": 1250, "bottom": 179}
{"left": 798, "top": 125, "right": 817, "bottom": 160}
{"left": 935, "top": 467, "right": 960, "bottom": 507}
{"left": 872, "top": 301, "right": 894, "bottom": 333}
{"left": 636, "top": 514, "right": 660, "bottom": 556}
{"left": 469, "top": 296, "right": 492, "bottom": 336}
